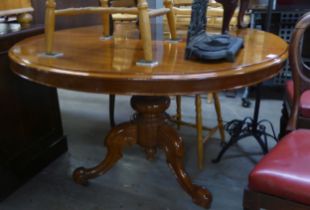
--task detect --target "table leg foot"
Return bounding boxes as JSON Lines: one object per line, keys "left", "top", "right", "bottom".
{"left": 73, "top": 122, "right": 137, "bottom": 185}
{"left": 160, "top": 125, "right": 212, "bottom": 209}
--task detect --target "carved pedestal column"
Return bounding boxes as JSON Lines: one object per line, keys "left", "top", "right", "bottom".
{"left": 73, "top": 96, "right": 212, "bottom": 208}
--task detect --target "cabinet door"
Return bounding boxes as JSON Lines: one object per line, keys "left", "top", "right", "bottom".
{"left": 0, "top": 25, "right": 67, "bottom": 200}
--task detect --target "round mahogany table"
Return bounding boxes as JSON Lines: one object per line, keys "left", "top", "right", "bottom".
{"left": 9, "top": 25, "right": 288, "bottom": 209}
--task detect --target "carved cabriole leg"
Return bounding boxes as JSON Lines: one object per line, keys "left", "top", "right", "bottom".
{"left": 137, "top": 0, "right": 153, "bottom": 63}
{"left": 237, "top": 0, "right": 250, "bottom": 29}
{"left": 195, "top": 95, "right": 204, "bottom": 169}
{"left": 159, "top": 124, "right": 212, "bottom": 208}
{"left": 213, "top": 92, "right": 226, "bottom": 144}
{"left": 163, "top": 0, "right": 178, "bottom": 40}
{"left": 100, "top": 0, "right": 112, "bottom": 39}
{"left": 73, "top": 122, "right": 137, "bottom": 185}
{"left": 131, "top": 96, "right": 212, "bottom": 208}
{"left": 45, "top": 0, "right": 56, "bottom": 54}
{"left": 131, "top": 96, "right": 170, "bottom": 160}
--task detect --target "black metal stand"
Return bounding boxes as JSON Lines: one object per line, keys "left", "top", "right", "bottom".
{"left": 212, "top": 84, "right": 278, "bottom": 163}
{"left": 241, "top": 87, "right": 251, "bottom": 108}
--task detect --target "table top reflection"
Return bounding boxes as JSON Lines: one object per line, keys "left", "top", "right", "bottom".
{"left": 9, "top": 23, "right": 288, "bottom": 95}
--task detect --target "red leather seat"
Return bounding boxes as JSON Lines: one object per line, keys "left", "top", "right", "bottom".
{"left": 286, "top": 80, "right": 310, "bottom": 118}
{"left": 248, "top": 129, "right": 310, "bottom": 206}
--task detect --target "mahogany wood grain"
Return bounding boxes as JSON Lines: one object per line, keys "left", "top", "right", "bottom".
{"left": 10, "top": 26, "right": 288, "bottom": 95}
{"left": 73, "top": 96, "right": 212, "bottom": 208}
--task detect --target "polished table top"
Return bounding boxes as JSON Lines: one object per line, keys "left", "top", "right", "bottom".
{"left": 9, "top": 25, "right": 288, "bottom": 95}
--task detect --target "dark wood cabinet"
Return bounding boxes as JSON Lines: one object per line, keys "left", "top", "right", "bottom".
{"left": 0, "top": 23, "right": 67, "bottom": 200}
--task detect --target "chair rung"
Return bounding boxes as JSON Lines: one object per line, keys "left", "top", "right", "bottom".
{"left": 173, "top": 7, "right": 191, "bottom": 15}
{"left": 170, "top": 118, "right": 218, "bottom": 131}
{"left": 55, "top": 7, "right": 139, "bottom": 16}
{"left": 148, "top": 8, "right": 170, "bottom": 17}
{"left": 203, "top": 127, "right": 218, "bottom": 143}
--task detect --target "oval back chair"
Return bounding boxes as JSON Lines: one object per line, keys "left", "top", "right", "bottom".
{"left": 244, "top": 12, "right": 310, "bottom": 210}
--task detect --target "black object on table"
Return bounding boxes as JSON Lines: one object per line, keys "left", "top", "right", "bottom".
{"left": 0, "top": 23, "right": 67, "bottom": 200}
{"left": 213, "top": 84, "right": 278, "bottom": 163}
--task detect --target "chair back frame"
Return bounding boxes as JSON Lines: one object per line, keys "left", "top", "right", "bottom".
{"left": 287, "top": 12, "right": 310, "bottom": 131}
{"left": 44, "top": 0, "right": 177, "bottom": 65}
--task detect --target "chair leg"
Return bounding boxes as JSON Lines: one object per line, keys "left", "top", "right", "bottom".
{"left": 207, "top": 92, "right": 213, "bottom": 104}
{"left": 213, "top": 92, "right": 225, "bottom": 144}
{"left": 195, "top": 95, "right": 204, "bottom": 169}
{"left": 100, "top": 0, "right": 111, "bottom": 38}
{"left": 137, "top": 0, "right": 153, "bottom": 62}
{"left": 163, "top": 0, "right": 177, "bottom": 40}
{"left": 109, "top": 94, "right": 115, "bottom": 128}
{"left": 45, "top": 0, "right": 56, "bottom": 54}
{"left": 176, "top": 96, "right": 182, "bottom": 130}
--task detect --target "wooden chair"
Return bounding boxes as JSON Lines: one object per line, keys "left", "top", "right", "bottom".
{"left": 279, "top": 12, "right": 310, "bottom": 138}
{"left": 173, "top": 94, "right": 226, "bottom": 169}
{"left": 243, "top": 12, "right": 310, "bottom": 210}
{"left": 170, "top": 0, "right": 250, "bottom": 169}
{"left": 44, "top": 0, "right": 177, "bottom": 66}
{"left": 168, "top": 0, "right": 225, "bottom": 169}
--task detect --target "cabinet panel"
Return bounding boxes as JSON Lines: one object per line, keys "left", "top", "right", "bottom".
{"left": 0, "top": 24, "right": 67, "bottom": 200}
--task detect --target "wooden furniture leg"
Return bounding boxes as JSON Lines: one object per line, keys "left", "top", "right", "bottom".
{"left": 164, "top": 0, "right": 178, "bottom": 40}
{"left": 195, "top": 95, "right": 204, "bottom": 169}
{"left": 73, "top": 122, "right": 137, "bottom": 185}
{"left": 207, "top": 93, "right": 213, "bottom": 104}
{"left": 137, "top": 0, "right": 154, "bottom": 64}
{"left": 213, "top": 92, "right": 225, "bottom": 144}
{"left": 100, "top": 0, "right": 112, "bottom": 39}
{"left": 73, "top": 96, "right": 212, "bottom": 208}
{"left": 45, "top": 0, "right": 56, "bottom": 54}
{"left": 159, "top": 124, "right": 212, "bottom": 208}
{"left": 174, "top": 93, "right": 225, "bottom": 169}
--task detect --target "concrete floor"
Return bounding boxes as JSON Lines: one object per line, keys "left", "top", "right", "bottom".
{"left": 0, "top": 89, "right": 283, "bottom": 210}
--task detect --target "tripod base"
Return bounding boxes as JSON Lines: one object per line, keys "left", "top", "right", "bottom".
{"left": 73, "top": 96, "right": 212, "bottom": 209}
{"left": 212, "top": 117, "right": 278, "bottom": 163}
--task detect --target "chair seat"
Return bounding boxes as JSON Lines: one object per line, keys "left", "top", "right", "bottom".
{"left": 286, "top": 80, "right": 310, "bottom": 117}
{"left": 249, "top": 129, "right": 310, "bottom": 205}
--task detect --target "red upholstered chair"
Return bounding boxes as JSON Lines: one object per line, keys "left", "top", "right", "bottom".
{"left": 278, "top": 13, "right": 310, "bottom": 138}
{"left": 243, "top": 129, "right": 310, "bottom": 210}
{"left": 243, "top": 12, "right": 310, "bottom": 210}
